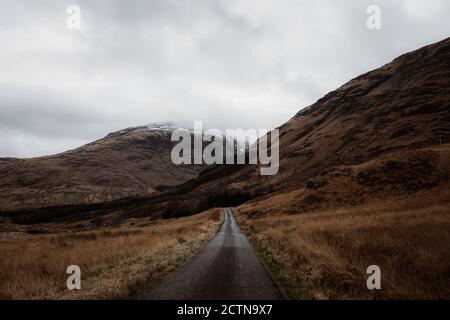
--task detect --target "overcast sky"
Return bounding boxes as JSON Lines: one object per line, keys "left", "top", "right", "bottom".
{"left": 0, "top": 0, "right": 449, "bottom": 157}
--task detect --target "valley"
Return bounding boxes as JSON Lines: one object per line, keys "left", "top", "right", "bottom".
{"left": 0, "top": 37, "right": 449, "bottom": 300}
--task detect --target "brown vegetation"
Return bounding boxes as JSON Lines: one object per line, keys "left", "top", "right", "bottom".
{"left": 235, "top": 146, "right": 450, "bottom": 299}
{"left": 238, "top": 144, "right": 450, "bottom": 216}
{"left": 237, "top": 193, "right": 450, "bottom": 299}
{"left": 0, "top": 209, "right": 222, "bottom": 299}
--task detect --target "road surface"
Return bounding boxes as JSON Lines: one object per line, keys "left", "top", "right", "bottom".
{"left": 147, "top": 208, "right": 282, "bottom": 300}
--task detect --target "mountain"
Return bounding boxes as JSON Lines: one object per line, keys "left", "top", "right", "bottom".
{"left": 114, "top": 37, "right": 450, "bottom": 220}
{"left": 3, "top": 38, "right": 449, "bottom": 223}
{"left": 0, "top": 122, "right": 205, "bottom": 211}
{"left": 179, "top": 36, "right": 450, "bottom": 197}
{"left": 62, "top": 36, "right": 446, "bottom": 223}
{"left": 226, "top": 38, "right": 450, "bottom": 300}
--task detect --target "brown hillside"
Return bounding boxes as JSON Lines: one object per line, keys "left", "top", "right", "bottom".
{"left": 200, "top": 37, "right": 450, "bottom": 194}
{"left": 0, "top": 123, "right": 204, "bottom": 211}
{"left": 3, "top": 38, "right": 449, "bottom": 223}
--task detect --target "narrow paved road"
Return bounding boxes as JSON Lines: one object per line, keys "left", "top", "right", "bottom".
{"left": 147, "top": 208, "right": 282, "bottom": 300}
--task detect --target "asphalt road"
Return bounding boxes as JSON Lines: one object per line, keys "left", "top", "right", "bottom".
{"left": 147, "top": 208, "right": 282, "bottom": 300}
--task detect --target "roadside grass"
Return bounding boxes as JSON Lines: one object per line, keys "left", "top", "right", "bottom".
{"left": 236, "top": 195, "right": 450, "bottom": 299}
{"left": 0, "top": 208, "right": 222, "bottom": 299}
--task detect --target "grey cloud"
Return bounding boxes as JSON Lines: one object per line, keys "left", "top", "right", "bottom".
{"left": 0, "top": 0, "right": 449, "bottom": 157}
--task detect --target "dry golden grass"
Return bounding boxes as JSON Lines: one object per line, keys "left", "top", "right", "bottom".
{"left": 0, "top": 208, "right": 222, "bottom": 299}
{"left": 236, "top": 194, "right": 450, "bottom": 299}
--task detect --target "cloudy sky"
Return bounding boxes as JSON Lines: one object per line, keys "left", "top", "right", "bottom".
{"left": 0, "top": 0, "right": 449, "bottom": 157}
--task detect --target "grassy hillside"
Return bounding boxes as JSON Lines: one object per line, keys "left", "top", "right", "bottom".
{"left": 236, "top": 145, "right": 450, "bottom": 299}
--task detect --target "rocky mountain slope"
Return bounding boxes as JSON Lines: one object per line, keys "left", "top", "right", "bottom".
{"left": 81, "top": 36, "right": 449, "bottom": 223}
{"left": 0, "top": 122, "right": 204, "bottom": 210}
{"left": 183, "top": 36, "right": 450, "bottom": 196}
{"left": 2, "top": 37, "right": 449, "bottom": 222}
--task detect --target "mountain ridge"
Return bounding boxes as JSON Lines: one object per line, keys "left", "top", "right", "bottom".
{"left": 1, "top": 37, "right": 449, "bottom": 222}
{"left": 0, "top": 122, "right": 205, "bottom": 210}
